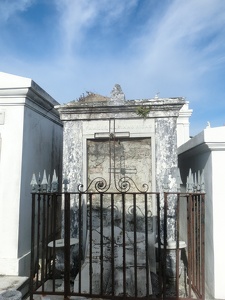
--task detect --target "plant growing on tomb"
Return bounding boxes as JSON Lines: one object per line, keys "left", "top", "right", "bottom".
{"left": 136, "top": 105, "right": 151, "bottom": 119}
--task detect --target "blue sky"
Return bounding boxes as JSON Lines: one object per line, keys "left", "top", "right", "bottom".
{"left": 1, "top": 0, "right": 225, "bottom": 136}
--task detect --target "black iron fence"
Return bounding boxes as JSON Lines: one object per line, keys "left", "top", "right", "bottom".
{"left": 29, "top": 191, "right": 205, "bottom": 300}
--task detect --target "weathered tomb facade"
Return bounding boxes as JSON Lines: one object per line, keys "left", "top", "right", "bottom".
{"left": 55, "top": 86, "right": 190, "bottom": 295}
{"left": 56, "top": 85, "right": 191, "bottom": 239}
{"left": 56, "top": 85, "right": 189, "bottom": 195}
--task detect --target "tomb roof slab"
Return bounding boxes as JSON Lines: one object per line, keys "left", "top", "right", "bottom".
{"left": 56, "top": 97, "right": 185, "bottom": 121}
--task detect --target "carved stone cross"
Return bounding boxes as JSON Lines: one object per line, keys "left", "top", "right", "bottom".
{"left": 108, "top": 155, "right": 137, "bottom": 176}
{"left": 94, "top": 118, "right": 130, "bottom": 139}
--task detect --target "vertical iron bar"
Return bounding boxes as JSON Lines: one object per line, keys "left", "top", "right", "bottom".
{"left": 144, "top": 193, "right": 150, "bottom": 298}
{"left": 201, "top": 194, "right": 205, "bottom": 299}
{"left": 78, "top": 193, "right": 82, "bottom": 294}
{"left": 192, "top": 194, "right": 196, "bottom": 289}
{"left": 64, "top": 192, "right": 71, "bottom": 298}
{"left": 29, "top": 193, "right": 36, "bottom": 300}
{"left": 100, "top": 193, "right": 104, "bottom": 296}
{"left": 196, "top": 194, "right": 200, "bottom": 291}
{"left": 156, "top": 193, "right": 162, "bottom": 297}
{"left": 52, "top": 193, "right": 57, "bottom": 292}
{"left": 187, "top": 194, "right": 193, "bottom": 297}
{"left": 89, "top": 193, "right": 93, "bottom": 295}
{"left": 163, "top": 192, "right": 168, "bottom": 298}
{"left": 111, "top": 193, "right": 115, "bottom": 299}
{"left": 133, "top": 193, "right": 137, "bottom": 298}
{"left": 176, "top": 193, "right": 180, "bottom": 298}
{"left": 41, "top": 194, "right": 46, "bottom": 292}
{"left": 45, "top": 194, "right": 50, "bottom": 279}
{"left": 36, "top": 193, "right": 41, "bottom": 290}
{"left": 122, "top": 193, "right": 126, "bottom": 296}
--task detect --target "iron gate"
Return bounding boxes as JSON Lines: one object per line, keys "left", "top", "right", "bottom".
{"left": 29, "top": 190, "right": 205, "bottom": 300}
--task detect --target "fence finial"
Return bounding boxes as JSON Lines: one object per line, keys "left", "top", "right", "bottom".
{"left": 193, "top": 172, "right": 197, "bottom": 192}
{"left": 51, "top": 169, "right": 58, "bottom": 192}
{"left": 200, "top": 169, "right": 205, "bottom": 193}
{"left": 47, "top": 174, "right": 51, "bottom": 192}
{"left": 30, "top": 173, "right": 37, "bottom": 192}
{"left": 30, "top": 170, "right": 60, "bottom": 193}
{"left": 197, "top": 170, "right": 201, "bottom": 191}
{"left": 38, "top": 172, "right": 42, "bottom": 192}
{"left": 188, "top": 168, "right": 193, "bottom": 192}
{"left": 41, "top": 170, "right": 48, "bottom": 192}
{"left": 63, "top": 178, "right": 69, "bottom": 192}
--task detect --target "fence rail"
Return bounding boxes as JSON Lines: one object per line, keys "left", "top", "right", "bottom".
{"left": 29, "top": 191, "right": 205, "bottom": 300}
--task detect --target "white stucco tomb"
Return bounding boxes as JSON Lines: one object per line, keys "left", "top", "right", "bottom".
{"left": 0, "top": 72, "right": 63, "bottom": 276}
{"left": 178, "top": 126, "right": 225, "bottom": 299}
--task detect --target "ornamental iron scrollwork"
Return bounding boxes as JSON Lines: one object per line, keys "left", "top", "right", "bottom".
{"left": 78, "top": 176, "right": 149, "bottom": 194}
{"left": 78, "top": 119, "right": 150, "bottom": 193}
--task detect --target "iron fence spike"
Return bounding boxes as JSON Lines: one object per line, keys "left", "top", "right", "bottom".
{"left": 41, "top": 170, "right": 48, "bottom": 192}
{"left": 63, "top": 178, "right": 69, "bottom": 185}
{"left": 47, "top": 174, "right": 51, "bottom": 192}
{"left": 194, "top": 172, "right": 197, "bottom": 192}
{"left": 188, "top": 168, "right": 193, "bottom": 192}
{"left": 30, "top": 173, "right": 37, "bottom": 185}
{"left": 52, "top": 169, "right": 57, "bottom": 183}
{"left": 201, "top": 169, "right": 205, "bottom": 193}
{"left": 186, "top": 175, "right": 189, "bottom": 192}
{"left": 197, "top": 170, "right": 201, "bottom": 191}
{"left": 41, "top": 170, "right": 48, "bottom": 185}
{"left": 30, "top": 173, "right": 37, "bottom": 192}
{"left": 63, "top": 178, "right": 69, "bottom": 192}
{"left": 51, "top": 169, "right": 58, "bottom": 192}
{"left": 37, "top": 172, "right": 41, "bottom": 192}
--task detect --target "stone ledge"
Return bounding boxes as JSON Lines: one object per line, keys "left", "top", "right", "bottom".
{"left": 0, "top": 276, "right": 29, "bottom": 299}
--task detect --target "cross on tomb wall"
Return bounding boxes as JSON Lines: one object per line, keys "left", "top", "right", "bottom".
{"left": 93, "top": 119, "right": 136, "bottom": 178}
{"left": 94, "top": 118, "right": 130, "bottom": 139}
{"left": 108, "top": 155, "right": 137, "bottom": 178}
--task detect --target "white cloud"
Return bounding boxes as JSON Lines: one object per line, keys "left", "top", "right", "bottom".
{"left": 2, "top": 0, "right": 225, "bottom": 103}
{"left": 54, "top": 0, "right": 138, "bottom": 57}
{"left": 115, "top": 0, "right": 225, "bottom": 100}
{"left": 0, "top": 0, "right": 34, "bottom": 22}
{"left": 140, "top": 0, "right": 225, "bottom": 72}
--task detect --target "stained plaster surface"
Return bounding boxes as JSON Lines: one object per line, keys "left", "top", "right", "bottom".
{"left": 0, "top": 276, "right": 28, "bottom": 293}
{"left": 58, "top": 91, "right": 184, "bottom": 195}
{"left": 63, "top": 121, "right": 83, "bottom": 192}
{"left": 57, "top": 87, "right": 184, "bottom": 242}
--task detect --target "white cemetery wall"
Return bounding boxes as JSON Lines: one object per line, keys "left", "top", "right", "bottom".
{"left": 0, "top": 72, "right": 63, "bottom": 276}
{"left": 17, "top": 106, "right": 62, "bottom": 275}
{"left": 178, "top": 127, "right": 225, "bottom": 299}
{"left": 0, "top": 105, "right": 25, "bottom": 275}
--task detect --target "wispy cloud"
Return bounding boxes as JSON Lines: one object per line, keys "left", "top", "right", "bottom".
{"left": 0, "top": 0, "right": 34, "bottom": 22}
{"left": 120, "top": 0, "right": 225, "bottom": 98}
{"left": 0, "top": 0, "right": 225, "bottom": 134}
{"left": 147, "top": 0, "right": 225, "bottom": 72}
{"left": 54, "top": 0, "right": 138, "bottom": 57}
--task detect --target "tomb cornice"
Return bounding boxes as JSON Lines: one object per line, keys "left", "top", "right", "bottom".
{"left": 178, "top": 127, "right": 225, "bottom": 157}
{"left": 0, "top": 87, "right": 30, "bottom": 99}
{"left": 26, "top": 86, "right": 59, "bottom": 115}
{"left": 178, "top": 142, "right": 225, "bottom": 159}
{"left": 0, "top": 83, "right": 61, "bottom": 123}
{"left": 56, "top": 98, "right": 185, "bottom": 121}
